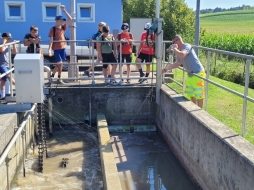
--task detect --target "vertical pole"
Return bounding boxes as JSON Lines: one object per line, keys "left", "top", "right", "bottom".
{"left": 204, "top": 51, "right": 210, "bottom": 111}
{"left": 119, "top": 43, "right": 123, "bottom": 85}
{"left": 31, "top": 113, "right": 35, "bottom": 154}
{"left": 21, "top": 129, "right": 26, "bottom": 177}
{"left": 5, "top": 157, "right": 10, "bottom": 190}
{"left": 48, "top": 97, "right": 53, "bottom": 136}
{"left": 195, "top": 0, "right": 200, "bottom": 56}
{"left": 69, "top": 0, "right": 77, "bottom": 79}
{"left": 8, "top": 45, "right": 13, "bottom": 97}
{"left": 182, "top": 70, "right": 185, "bottom": 95}
{"left": 241, "top": 59, "right": 250, "bottom": 137}
{"left": 91, "top": 45, "right": 95, "bottom": 85}
{"left": 162, "top": 40, "right": 165, "bottom": 84}
{"left": 155, "top": 0, "right": 163, "bottom": 105}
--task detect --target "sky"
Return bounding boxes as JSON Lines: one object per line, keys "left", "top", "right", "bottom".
{"left": 185, "top": 0, "right": 254, "bottom": 10}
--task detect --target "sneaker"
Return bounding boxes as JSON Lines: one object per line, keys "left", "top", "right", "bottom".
{"left": 84, "top": 70, "right": 91, "bottom": 77}
{"left": 105, "top": 79, "right": 110, "bottom": 84}
{"left": 126, "top": 79, "right": 131, "bottom": 84}
{"left": 140, "top": 78, "right": 148, "bottom": 84}
{"left": 0, "top": 97, "right": 7, "bottom": 104}
{"left": 110, "top": 80, "right": 118, "bottom": 85}
{"left": 57, "top": 79, "right": 65, "bottom": 84}
{"left": 138, "top": 73, "right": 145, "bottom": 83}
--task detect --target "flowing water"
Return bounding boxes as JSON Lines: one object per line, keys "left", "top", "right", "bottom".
{"left": 12, "top": 130, "right": 103, "bottom": 190}
{"left": 111, "top": 132, "right": 199, "bottom": 190}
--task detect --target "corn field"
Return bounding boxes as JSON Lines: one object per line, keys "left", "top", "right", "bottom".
{"left": 200, "top": 32, "right": 254, "bottom": 55}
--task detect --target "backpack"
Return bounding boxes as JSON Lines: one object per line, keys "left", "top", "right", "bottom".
{"left": 52, "top": 26, "right": 69, "bottom": 41}
{"left": 117, "top": 32, "right": 133, "bottom": 52}
{"left": 101, "top": 34, "right": 114, "bottom": 50}
{"left": 91, "top": 31, "right": 102, "bottom": 50}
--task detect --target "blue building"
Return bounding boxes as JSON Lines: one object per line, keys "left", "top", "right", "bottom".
{"left": 0, "top": 0, "right": 123, "bottom": 43}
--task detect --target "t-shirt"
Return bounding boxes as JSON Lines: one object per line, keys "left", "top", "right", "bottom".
{"left": 176, "top": 43, "right": 204, "bottom": 75}
{"left": 116, "top": 32, "right": 134, "bottom": 54}
{"left": 48, "top": 24, "right": 67, "bottom": 50}
{"left": 98, "top": 34, "right": 114, "bottom": 54}
{"left": 140, "top": 31, "right": 155, "bottom": 55}
{"left": 0, "top": 48, "right": 9, "bottom": 67}
{"left": 24, "top": 33, "right": 41, "bottom": 53}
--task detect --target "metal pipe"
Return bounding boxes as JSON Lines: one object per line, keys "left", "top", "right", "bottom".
{"left": 8, "top": 45, "right": 13, "bottom": 97}
{"left": 48, "top": 97, "right": 53, "bottom": 136}
{"left": 241, "top": 59, "right": 250, "bottom": 137}
{"left": 0, "top": 41, "right": 20, "bottom": 47}
{"left": 156, "top": 0, "right": 160, "bottom": 18}
{"left": 21, "top": 129, "right": 26, "bottom": 177}
{"left": 204, "top": 51, "right": 211, "bottom": 111}
{"left": 194, "top": 0, "right": 200, "bottom": 56}
{"left": 119, "top": 43, "right": 123, "bottom": 85}
{"left": 44, "top": 66, "right": 51, "bottom": 82}
{"left": 182, "top": 69, "right": 185, "bottom": 95}
{"left": 91, "top": 44, "right": 95, "bottom": 85}
{"left": 155, "top": 18, "right": 163, "bottom": 105}
{"left": 69, "top": 0, "right": 77, "bottom": 79}
{"left": 6, "top": 157, "right": 10, "bottom": 190}
{"left": 0, "top": 104, "right": 36, "bottom": 167}
{"left": 192, "top": 45, "right": 254, "bottom": 60}
{"left": 0, "top": 68, "right": 14, "bottom": 78}
{"left": 31, "top": 113, "right": 35, "bottom": 154}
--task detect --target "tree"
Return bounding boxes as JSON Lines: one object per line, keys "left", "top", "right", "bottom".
{"left": 123, "top": 0, "right": 195, "bottom": 43}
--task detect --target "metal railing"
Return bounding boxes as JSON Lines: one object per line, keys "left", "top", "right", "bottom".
{"left": 162, "top": 41, "right": 254, "bottom": 137}
{"left": 0, "top": 41, "right": 20, "bottom": 97}
{"left": 0, "top": 104, "right": 36, "bottom": 190}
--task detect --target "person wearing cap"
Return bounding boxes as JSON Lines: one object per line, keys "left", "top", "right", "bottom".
{"left": 162, "top": 35, "right": 205, "bottom": 108}
{"left": 136, "top": 22, "right": 155, "bottom": 83}
{"left": 23, "top": 26, "right": 43, "bottom": 55}
{"left": 48, "top": 5, "right": 72, "bottom": 84}
{"left": 84, "top": 22, "right": 111, "bottom": 78}
{"left": 116, "top": 23, "right": 134, "bottom": 83}
{"left": 0, "top": 32, "right": 17, "bottom": 104}
{"left": 96, "top": 25, "right": 118, "bottom": 85}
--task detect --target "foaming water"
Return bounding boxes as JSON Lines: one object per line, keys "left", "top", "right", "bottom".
{"left": 111, "top": 132, "right": 199, "bottom": 190}
{"left": 12, "top": 130, "right": 103, "bottom": 190}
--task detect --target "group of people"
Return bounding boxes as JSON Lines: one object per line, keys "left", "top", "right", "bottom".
{"left": 0, "top": 4, "right": 205, "bottom": 108}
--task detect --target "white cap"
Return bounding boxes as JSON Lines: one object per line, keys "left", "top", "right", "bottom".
{"left": 144, "top": 22, "right": 151, "bottom": 30}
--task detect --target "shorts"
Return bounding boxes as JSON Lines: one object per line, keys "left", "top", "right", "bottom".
{"left": 118, "top": 53, "right": 132, "bottom": 65}
{"left": 137, "top": 52, "right": 153, "bottom": 63}
{"left": 102, "top": 53, "right": 117, "bottom": 69}
{"left": 54, "top": 48, "right": 66, "bottom": 63}
{"left": 185, "top": 71, "right": 206, "bottom": 100}
{"left": 0, "top": 66, "right": 9, "bottom": 81}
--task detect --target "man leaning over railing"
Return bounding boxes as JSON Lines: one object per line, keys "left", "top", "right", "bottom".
{"left": 162, "top": 35, "right": 205, "bottom": 108}
{"left": 0, "top": 32, "right": 17, "bottom": 104}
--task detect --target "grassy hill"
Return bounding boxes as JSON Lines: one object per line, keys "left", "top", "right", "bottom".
{"left": 200, "top": 9, "right": 254, "bottom": 34}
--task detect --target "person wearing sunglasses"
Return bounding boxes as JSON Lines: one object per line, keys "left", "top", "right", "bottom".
{"left": 23, "top": 26, "right": 42, "bottom": 54}
{"left": 163, "top": 35, "right": 205, "bottom": 108}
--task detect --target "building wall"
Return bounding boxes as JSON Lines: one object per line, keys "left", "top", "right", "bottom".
{"left": 0, "top": 0, "right": 122, "bottom": 44}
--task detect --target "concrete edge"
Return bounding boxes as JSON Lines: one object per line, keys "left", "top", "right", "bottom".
{"left": 161, "top": 85, "right": 254, "bottom": 164}
{"left": 97, "top": 114, "right": 122, "bottom": 190}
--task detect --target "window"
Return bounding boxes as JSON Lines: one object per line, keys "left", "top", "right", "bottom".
{"left": 42, "top": 2, "right": 61, "bottom": 22}
{"left": 4, "top": 1, "right": 26, "bottom": 22}
{"left": 77, "top": 3, "right": 95, "bottom": 22}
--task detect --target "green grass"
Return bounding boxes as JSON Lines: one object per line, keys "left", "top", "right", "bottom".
{"left": 167, "top": 69, "right": 254, "bottom": 144}
{"left": 200, "top": 10, "right": 254, "bottom": 34}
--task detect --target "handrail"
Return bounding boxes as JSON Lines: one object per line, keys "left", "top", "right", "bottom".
{"left": 0, "top": 104, "right": 36, "bottom": 167}
{"left": 162, "top": 41, "right": 254, "bottom": 137}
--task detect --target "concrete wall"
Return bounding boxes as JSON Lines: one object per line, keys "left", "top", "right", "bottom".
{"left": 0, "top": 112, "right": 35, "bottom": 190}
{"left": 156, "top": 85, "right": 254, "bottom": 190}
{"left": 50, "top": 87, "right": 156, "bottom": 126}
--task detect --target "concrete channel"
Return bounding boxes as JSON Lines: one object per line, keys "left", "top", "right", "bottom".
{"left": 0, "top": 83, "right": 254, "bottom": 190}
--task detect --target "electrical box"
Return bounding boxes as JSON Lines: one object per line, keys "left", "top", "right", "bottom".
{"left": 14, "top": 54, "right": 44, "bottom": 103}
